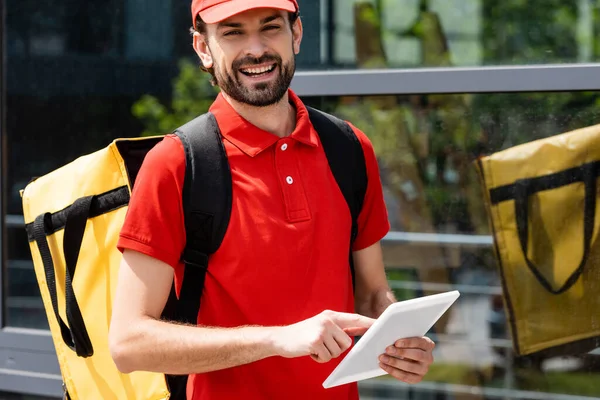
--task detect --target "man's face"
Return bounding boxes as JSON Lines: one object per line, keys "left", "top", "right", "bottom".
{"left": 194, "top": 8, "right": 302, "bottom": 107}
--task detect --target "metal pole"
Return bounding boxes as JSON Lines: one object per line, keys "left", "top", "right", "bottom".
{"left": 0, "top": 0, "right": 6, "bottom": 328}
{"left": 326, "top": 0, "right": 334, "bottom": 66}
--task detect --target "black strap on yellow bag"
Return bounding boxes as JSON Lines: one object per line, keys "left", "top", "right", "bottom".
{"left": 477, "top": 124, "right": 600, "bottom": 357}
{"left": 33, "top": 206, "right": 95, "bottom": 358}
{"left": 489, "top": 161, "right": 598, "bottom": 294}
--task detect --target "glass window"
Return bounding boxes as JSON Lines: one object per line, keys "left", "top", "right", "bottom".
{"left": 10, "top": 0, "right": 598, "bottom": 74}
{"left": 301, "top": 91, "right": 600, "bottom": 399}
{"left": 9, "top": 0, "right": 596, "bottom": 80}
{"left": 3, "top": 0, "right": 204, "bottom": 329}
{"left": 300, "top": 0, "right": 600, "bottom": 70}
{"left": 7, "top": 0, "right": 125, "bottom": 58}
{"left": 304, "top": 91, "right": 600, "bottom": 235}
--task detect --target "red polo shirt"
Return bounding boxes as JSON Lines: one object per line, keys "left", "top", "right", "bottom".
{"left": 117, "top": 89, "right": 390, "bottom": 400}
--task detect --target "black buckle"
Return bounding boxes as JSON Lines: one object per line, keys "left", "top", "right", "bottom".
{"left": 182, "top": 248, "right": 209, "bottom": 269}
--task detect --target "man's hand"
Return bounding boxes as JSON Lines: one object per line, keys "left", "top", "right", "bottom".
{"left": 272, "top": 310, "right": 375, "bottom": 363}
{"left": 378, "top": 336, "right": 435, "bottom": 384}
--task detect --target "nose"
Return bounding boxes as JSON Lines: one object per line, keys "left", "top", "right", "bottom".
{"left": 244, "top": 32, "right": 268, "bottom": 59}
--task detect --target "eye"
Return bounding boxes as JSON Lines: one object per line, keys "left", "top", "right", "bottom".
{"left": 263, "top": 25, "right": 281, "bottom": 32}
{"left": 224, "top": 30, "right": 242, "bottom": 36}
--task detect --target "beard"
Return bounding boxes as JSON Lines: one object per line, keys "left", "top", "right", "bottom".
{"left": 213, "top": 52, "right": 296, "bottom": 107}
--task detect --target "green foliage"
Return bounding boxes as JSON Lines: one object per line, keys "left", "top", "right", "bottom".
{"left": 131, "top": 58, "right": 220, "bottom": 137}
{"left": 482, "top": 0, "right": 579, "bottom": 65}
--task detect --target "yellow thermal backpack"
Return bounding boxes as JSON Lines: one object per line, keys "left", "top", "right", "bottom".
{"left": 476, "top": 123, "right": 600, "bottom": 357}
{"left": 20, "top": 108, "right": 368, "bottom": 399}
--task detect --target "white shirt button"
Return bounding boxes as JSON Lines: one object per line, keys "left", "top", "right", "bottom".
{"left": 281, "top": 143, "right": 288, "bottom": 151}
{"left": 286, "top": 176, "right": 294, "bottom": 185}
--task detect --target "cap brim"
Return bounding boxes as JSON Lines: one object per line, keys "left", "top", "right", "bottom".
{"left": 199, "top": 0, "right": 297, "bottom": 24}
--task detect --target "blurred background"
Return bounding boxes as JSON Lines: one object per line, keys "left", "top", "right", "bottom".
{"left": 2, "top": 0, "right": 600, "bottom": 399}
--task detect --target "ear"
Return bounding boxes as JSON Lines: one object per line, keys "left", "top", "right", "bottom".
{"left": 193, "top": 32, "right": 213, "bottom": 69}
{"left": 292, "top": 16, "right": 303, "bottom": 55}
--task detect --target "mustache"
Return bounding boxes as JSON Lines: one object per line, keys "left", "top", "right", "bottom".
{"left": 233, "top": 54, "right": 282, "bottom": 70}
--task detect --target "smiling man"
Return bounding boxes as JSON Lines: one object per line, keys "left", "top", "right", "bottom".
{"left": 108, "top": 1, "right": 435, "bottom": 399}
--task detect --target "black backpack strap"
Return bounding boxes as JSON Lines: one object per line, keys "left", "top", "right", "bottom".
{"left": 306, "top": 106, "right": 368, "bottom": 289}
{"left": 173, "top": 112, "right": 232, "bottom": 324}
{"left": 162, "top": 113, "right": 232, "bottom": 400}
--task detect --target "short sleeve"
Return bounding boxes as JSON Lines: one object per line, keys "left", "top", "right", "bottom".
{"left": 347, "top": 122, "right": 391, "bottom": 251}
{"left": 117, "top": 134, "right": 187, "bottom": 270}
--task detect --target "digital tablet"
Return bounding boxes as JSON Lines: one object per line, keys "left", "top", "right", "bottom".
{"left": 322, "top": 290, "right": 460, "bottom": 389}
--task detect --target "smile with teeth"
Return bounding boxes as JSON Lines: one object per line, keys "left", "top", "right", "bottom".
{"left": 240, "top": 64, "right": 276, "bottom": 77}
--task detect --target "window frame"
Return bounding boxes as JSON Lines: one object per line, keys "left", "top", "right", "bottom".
{"left": 1, "top": 0, "right": 65, "bottom": 397}
{"left": 291, "top": 63, "right": 600, "bottom": 97}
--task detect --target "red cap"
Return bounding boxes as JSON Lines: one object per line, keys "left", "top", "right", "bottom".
{"left": 192, "top": 0, "right": 299, "bottom": 28}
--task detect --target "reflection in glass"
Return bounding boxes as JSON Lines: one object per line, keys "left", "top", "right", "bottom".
{"left": 305, "top": 92, "right": 600, "bottom": 236}
{"left": 319, "top": 0, "right": 600, "bottom": 70}
{"left": 303, "top": 91, "right": 600, "bottom": 399}
{"left": 6, "top": 0, "right": 124, "bottom": 57}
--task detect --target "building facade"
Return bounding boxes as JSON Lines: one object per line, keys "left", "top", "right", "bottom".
{"left": 2, "top": 0, "right": 600, "bottom": 399}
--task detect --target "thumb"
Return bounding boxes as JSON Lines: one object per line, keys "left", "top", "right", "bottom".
{"left": 330, "top": 312, "right": 375, "bottom": 330}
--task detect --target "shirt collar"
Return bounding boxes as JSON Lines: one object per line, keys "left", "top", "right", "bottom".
{"left": 209, "top": 89, "right": 318, "bottom": 157}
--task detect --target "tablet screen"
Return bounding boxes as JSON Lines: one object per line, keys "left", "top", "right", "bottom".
{"left": 323, "top": 290, "right": 460, "bottom": 389}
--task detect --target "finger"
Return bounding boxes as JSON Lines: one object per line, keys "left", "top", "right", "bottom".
{"left": 379, "top": 354, "right": 429, "bottom": 376}
{"left": 386, "top": 347, "right": 433, "bottom": 364}
{"left": 343, "top": 327, "right": 369, "bottom": 337}
{"left": 379, "top": 362, "right": 424, "bottom": 384}
{"left": 311, "top": 342, "right": 332, "bottom": 363}
{"left": 332, "top": 327, "right": 353, "bottom": 353}
{"left": 323, "top": 334, "right": 343, "bottom": 358}
{"left": 395, "top": 336, "right": 435, "bottom": 351}
{"left": 328, "top": 312, "right": 375, "bottom": 330}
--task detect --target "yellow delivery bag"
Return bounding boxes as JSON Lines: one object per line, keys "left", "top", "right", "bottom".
{"left": 476, "top": 124, "right": 600, "bottom": 357}
{"left": 20, "top": 136, "right": 171, "bottom": 400}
